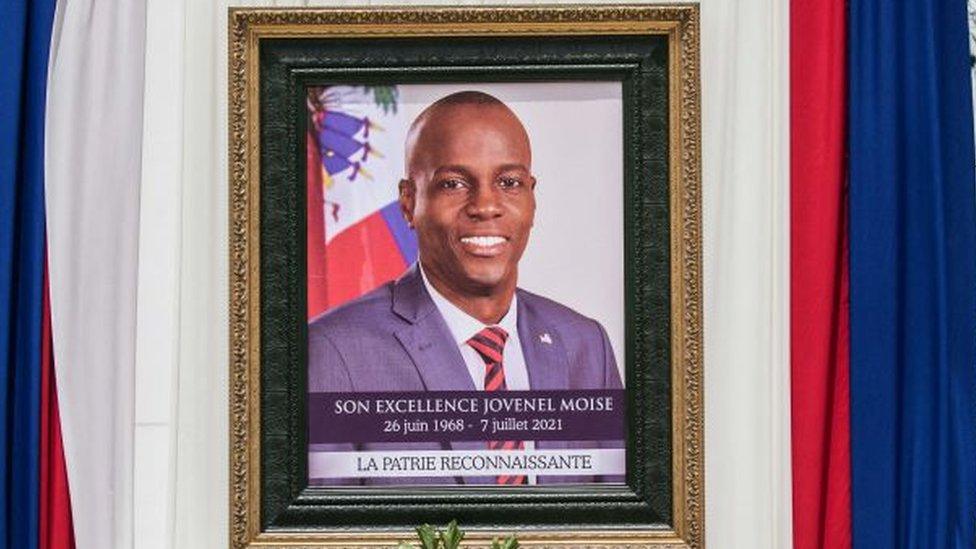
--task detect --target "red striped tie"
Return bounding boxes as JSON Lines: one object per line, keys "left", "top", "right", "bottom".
{"left": 467, "top": 326, "right": 526, "bottom": 485}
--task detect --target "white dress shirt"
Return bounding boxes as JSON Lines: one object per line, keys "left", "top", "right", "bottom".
{"left": 419, "top": 265, "right": 530, "bottom": 391}
{"left": 419, "top": 265, "right": 538, "bottom": 483}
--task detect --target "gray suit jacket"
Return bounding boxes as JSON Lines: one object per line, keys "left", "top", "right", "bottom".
{"left": 308, "top": 264, "right": 623, "bottom": 485}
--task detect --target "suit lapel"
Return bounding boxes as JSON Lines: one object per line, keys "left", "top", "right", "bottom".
{"left": 393, "top": 270, "right": 558, "bottom": 485}
{"left": 392, "top": 265, "right": 474, "bottom": 391}
{"left": 393, "top": 267, "right": 481, "bottom": 474}
{"left": 517, "top": 290, "right": 569, "bottom": 391}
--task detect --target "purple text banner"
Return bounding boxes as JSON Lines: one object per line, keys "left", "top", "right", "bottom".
{"left": 308, "top": 389, "right": 626, "bottom": 444}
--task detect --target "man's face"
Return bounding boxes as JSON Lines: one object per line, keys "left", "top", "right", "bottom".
{"left": 400, "top": 103, "right": 536, "bottom": 297}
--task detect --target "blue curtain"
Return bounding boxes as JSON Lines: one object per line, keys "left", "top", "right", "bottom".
{"left": 0, "top": 1, "right": 55, "bottom": 548}
{"left": 849, "top": 0, "right": 976, "bottom": 547}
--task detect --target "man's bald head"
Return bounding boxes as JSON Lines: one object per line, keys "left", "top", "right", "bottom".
{"left": 404, "top": 91, "right": 532, "bottom": 178}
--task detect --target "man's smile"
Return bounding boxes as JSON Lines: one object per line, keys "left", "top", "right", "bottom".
{"left": 459, "top": 235, "right": 510, "bottom": 257}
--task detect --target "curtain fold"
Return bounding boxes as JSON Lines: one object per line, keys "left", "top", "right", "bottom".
{"left": 171, "top": 0, "right": 228, "bottom": 546}
{"left": 702, "top": 0, "right": 793, "bottom": 546}
{"left": 40, "top": 260, "right": 74, "bottom": 549}
{"left": 848, "top": 0, "right": 976, "bottom": 546}
{"left": 133, "top": 0, "right": 187, "bottom": 547}
{"left": 0, "top": 1, "right": 56, "bottom": 547}
{"left": 45, "top": 1, "right": 148, "bottom": 547}
{"left": 790, "top": 0, "right": 852, "bottom": 547}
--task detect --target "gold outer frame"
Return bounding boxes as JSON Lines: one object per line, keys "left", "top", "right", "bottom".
{"left": 228, "top": 5, "right": 702, "bottom": 548}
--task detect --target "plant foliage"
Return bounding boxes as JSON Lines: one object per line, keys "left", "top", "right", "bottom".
{"left": 397, "top": 520, "right": 518, "bottom": 549}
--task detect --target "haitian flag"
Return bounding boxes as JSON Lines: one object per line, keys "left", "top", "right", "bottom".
{"left": 306, "top": 85, "right": 418, "bottom": 319}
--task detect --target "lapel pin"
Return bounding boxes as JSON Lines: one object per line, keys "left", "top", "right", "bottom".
{"left": 539, "top": 333, "right": 552, "bottom": 345}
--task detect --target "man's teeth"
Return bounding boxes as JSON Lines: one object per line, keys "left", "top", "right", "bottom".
{"left": 461, "top": 236, "right": 506, "bottom": 246}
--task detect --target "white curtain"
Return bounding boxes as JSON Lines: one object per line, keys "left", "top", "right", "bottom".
{"left": 135, "top": 1, "right": 228, "bottom": 548}
{"left": 133, "top": 1, "right": 792, "bottom": 548}
{"left": 46, "top": 1, "right": 148, "bottom": 548}
{"left": 700, "top": 0, "right": 792, "bottom": 547}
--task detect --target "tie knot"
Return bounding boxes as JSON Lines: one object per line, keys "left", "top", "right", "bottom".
{"left": 467, "top": 326, "right": 508, "bottom": 363}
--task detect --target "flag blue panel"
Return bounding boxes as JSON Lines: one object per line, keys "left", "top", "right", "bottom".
{"left": 849, "top": 0, "right": 976, "bottom": 547}
{"left": 0, "top": 0, "right": 56, "bottom": 548}
{"left": 379, "top": 200, "right": 419, "bottom": 265}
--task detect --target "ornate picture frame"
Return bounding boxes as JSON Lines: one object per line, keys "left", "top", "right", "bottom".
{"left": 229, "top": 5, "right": 702, "bottom": 548}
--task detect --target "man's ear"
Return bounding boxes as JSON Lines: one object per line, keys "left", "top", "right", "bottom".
{"left": 398, "top": 179, "right": 416, "bottom": 228}
{"left": 528, "top": 176, "right": 537, "bottom": 228}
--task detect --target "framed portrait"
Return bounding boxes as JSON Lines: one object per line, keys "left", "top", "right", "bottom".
{"left": 229, "top": 5, "right": 702, "bottom": 548}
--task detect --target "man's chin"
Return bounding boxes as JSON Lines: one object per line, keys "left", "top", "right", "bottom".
{"left": 456, "top": 267, "right": 513, "bottom": 296}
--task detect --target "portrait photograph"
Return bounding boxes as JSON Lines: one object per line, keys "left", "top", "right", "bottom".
{"left": 229, "top": 6, "right": 701, "bottom": 547}
{"left": 303, "top": 82, "right": 626, "bottom": 486}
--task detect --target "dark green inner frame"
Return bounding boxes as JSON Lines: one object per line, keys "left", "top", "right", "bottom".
{"left": 259, "top": 34, "right": 671, "bottom": 532}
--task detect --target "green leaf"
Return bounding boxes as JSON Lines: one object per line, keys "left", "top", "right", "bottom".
{"left": 415, "top": 523, "right": 439, "bottom": 549}
{"left": 438, "top": 519, "right": 464, "bottom": 549}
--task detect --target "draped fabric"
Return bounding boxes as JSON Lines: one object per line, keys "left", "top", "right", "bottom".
{"left": 702, "top": 0, "right": 793, "bottom": 547}
{"left": 0, "top": 1, "right": 56, "bottom": 547}
{"left": 170, "top": 1, "right": 228, "bottom": 546}
{"left": 40, "top": 262, "right": 74, "bottom": 549}
{"left": 133, "top": 0, "right": 187, "bottom": 545}
{"left": 849, "top": 0, "right": 976, "bottom": 547}
{"left": 790, "top": 0, "right": 852, "bottom": 548}
{"left": 46, "top": 1, "right": 148, "bottom": 547}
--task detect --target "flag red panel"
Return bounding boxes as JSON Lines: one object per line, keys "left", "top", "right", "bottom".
{"left": 307, "top": 131, "right": 330, "bottom": 320}
{"left": 324, "top": 213, "right": 407, "bottom": 311}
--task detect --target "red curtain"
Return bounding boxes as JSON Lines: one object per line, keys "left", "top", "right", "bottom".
{"left": 790, "top": 0, "right": 852, "bottom": 547}
{"left": 39, "top": 261, "right": 74, "bottom": 549}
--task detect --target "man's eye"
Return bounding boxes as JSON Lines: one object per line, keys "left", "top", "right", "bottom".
{"left": 498, "top": 177, "right": 522, "bottom": 189}
{"left": 439, "top": 179, "right": 466, "bottom": 190}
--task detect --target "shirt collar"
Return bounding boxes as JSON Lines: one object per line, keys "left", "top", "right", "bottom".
{"left": 418, "top": 262, "right": 519, "bottom": 345}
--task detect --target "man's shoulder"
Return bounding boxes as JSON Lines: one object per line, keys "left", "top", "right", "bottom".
{"left": 308, "top": 282, "right": 398, "bottom": 336}
{"left": 516, "top": 288, "right": 605, "bottom": 333}
{"left": 517, "top": 288, "right": 619, "bottom": 388}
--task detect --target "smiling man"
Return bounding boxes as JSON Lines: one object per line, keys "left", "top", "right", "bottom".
{"left": 307, "top": 91, "right": 622, "bottom": 485}
{"left": 400, "top": 91, "right": 536, "bottom": 328}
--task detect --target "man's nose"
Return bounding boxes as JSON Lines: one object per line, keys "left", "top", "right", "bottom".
{"left": 465, "top": 182, "right": 503, "bottom": 219}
